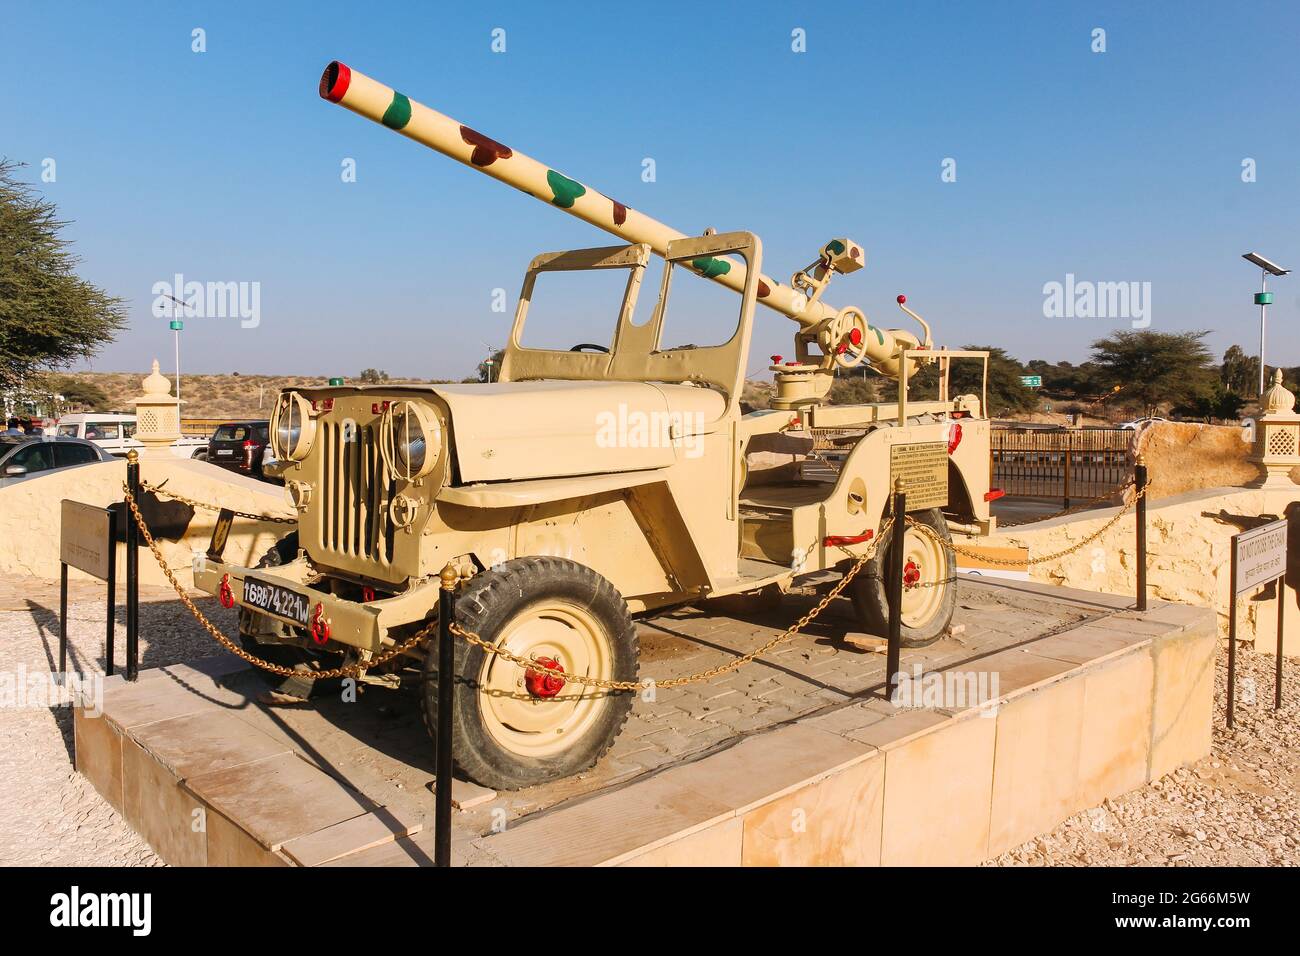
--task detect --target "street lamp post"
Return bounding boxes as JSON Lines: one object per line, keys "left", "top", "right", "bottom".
{"left": 1242, "top": 253, "right": 1290, "bottom": 398}
{"left": 170, "top": 319, "right": 183, "bottom": 402}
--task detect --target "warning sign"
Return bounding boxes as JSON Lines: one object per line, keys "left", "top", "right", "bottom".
{"left": 889, "top": 442, "right": 948, "bottom": 511}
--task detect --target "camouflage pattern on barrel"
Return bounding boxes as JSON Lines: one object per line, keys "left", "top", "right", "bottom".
{"left": 319, "top": 61, "right": 920, "bottom": 376}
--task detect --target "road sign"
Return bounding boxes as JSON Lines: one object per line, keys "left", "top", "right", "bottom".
{"left": 1232, "top": 519, "right": 1287, "bottom": 596}
{"left": 1020, "top": 375, "right": 1042, "bottom": 388}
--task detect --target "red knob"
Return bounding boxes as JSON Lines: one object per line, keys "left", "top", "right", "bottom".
{"left": 897, "top": 294, "right": 907, "bottom": 304}
{"left": 770, "top": 354, "right": 783, "bottom": 364}
{"left": 849, "top": 327, "right": 862, "bottom": 346}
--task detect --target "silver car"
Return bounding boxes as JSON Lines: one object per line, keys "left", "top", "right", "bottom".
{"left": 0, "top": 436, "right": 114, "bottom": 487}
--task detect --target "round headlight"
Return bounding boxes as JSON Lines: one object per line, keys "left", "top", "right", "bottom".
{"left": 381, "top": 400, "right": 442, "bottom": 481}
{"left": 272, "top": 392, "right": 315, "bottom": 461}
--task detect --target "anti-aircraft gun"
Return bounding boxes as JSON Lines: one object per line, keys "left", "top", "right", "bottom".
{"left": 191, "top": 62, "right": 995, "bottom": 790}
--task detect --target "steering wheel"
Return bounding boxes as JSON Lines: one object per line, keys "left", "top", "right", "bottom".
{"left": 819, "top": 307, "right": 870, "bottom": 369}
{"left": 569, "top": 343, "right": 610, "bottom": 354}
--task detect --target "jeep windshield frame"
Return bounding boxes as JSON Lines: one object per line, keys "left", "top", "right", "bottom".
{"left": 498, "top": 231, "right": 762, "bottom": 415}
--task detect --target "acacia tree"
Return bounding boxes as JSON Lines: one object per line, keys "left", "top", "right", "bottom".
{"left": 1089, "top": 330, "right": 1215, "bottom": 415}
{"left": 1219, "top": 345, "right": 1258, "bottom": 396}
{"left": 0, "top": 159, "right": 125, "bottom": 391}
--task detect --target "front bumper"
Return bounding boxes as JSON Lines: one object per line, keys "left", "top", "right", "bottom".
{"left": 193, "top": 557, "right": 436, "bottom": 654}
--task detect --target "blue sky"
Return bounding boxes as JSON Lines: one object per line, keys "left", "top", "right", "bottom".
{"left": 3, "top": 0, "right": 1298, "bottom": 380}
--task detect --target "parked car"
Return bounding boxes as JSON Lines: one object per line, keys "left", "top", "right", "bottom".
{"left": 55, "top": 413, "right": 208, "bottom": 459}
{"left": 207, "top": 420, "right": 272, "bottom": 479}
{"left": 0, "top": 435, "right": 113, "bottom": 487}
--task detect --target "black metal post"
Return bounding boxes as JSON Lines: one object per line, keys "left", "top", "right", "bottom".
{"left": 1227, "top": 557, "right": 1238, "bottom": 728}
{"left": 1063, "top": 431, "right": 1072, "bottom": 510}
{"left": 58, "top": 562, "right": 68, "bottom": 679}
{"left": 106, "top": 510, "right": 117, "bottom": 678}
{"left": 435, "top": 562, "right": 458, "bottom": 867}
{"left": 1135, "top": 455, "right": 1148, "bottom": 612}
{"left": 125, "top": 449, "right": 140, "bottom": 681}
{"left": 1276, "top": 582, "right": 1285, "bottom": 711}
{"left": 885, "top": 480, "right": 906, "bottom": 702}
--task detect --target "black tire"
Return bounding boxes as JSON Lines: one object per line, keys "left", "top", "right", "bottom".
{"left": 850, "top": 507, "right": 956, "bottom": 647}
{"left": 422, "top": 557, "right": 639, "bottom": 791}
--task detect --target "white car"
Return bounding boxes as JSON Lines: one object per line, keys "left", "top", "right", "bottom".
{"left": 55, "top": 413, "right": 209, "bottom": 459}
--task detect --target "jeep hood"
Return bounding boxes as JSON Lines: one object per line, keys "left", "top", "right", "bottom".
{"left": 433, "top": 380, "right": 725, "bottom": 483}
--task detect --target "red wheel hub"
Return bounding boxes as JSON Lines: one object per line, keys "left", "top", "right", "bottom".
{"left": 525, "top": 657, "right": 566, "bottom": 698}
{"left": 903, "top": 560, "right": 922, "bottom": 590}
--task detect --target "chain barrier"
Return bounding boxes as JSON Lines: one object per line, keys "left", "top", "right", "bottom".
{"left": 908, "top": 479, "right": 1151, "bottom": 568}
{"left": 993, "top": 478, "right": 1140, "bottom": 530}
{"left": 124, "top": 481, "right": 891, "bottom": 692}
{"left": 451, "top": 519, "right": 892, "bottom": 692}
{"left": 139, "top": 479, "right": 296, "bottom": 524}
{"left": 123, "top": 487, "right": 424, "bottom": 679}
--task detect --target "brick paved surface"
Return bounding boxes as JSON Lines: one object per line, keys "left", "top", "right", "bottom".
{"left": 0, "top": 570, "right": 1116, "bottom": 864}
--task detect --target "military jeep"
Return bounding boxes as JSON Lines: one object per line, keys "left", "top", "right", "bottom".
{"left": 190, "top": 62, "right": 996, "bottom": 790}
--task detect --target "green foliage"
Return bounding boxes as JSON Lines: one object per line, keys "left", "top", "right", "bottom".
{"left": 1089, "top": 330, "right": 1216, "bottom": 415}
{"left": 46, "top": 374, "right": 108, "bottom": 410}
{"left": 0, "top": 159, "right": 126, "bottom": 390}
{"left": 358, "top": 368, "right": 390, "bottom": 383}
{"left": 1219, "top": 345, "right": 1258, "bottom": 396}
{"left": 477, "top": 349, "right": 505, "bottom": 383}
{"left": 1173, "top": 383, "right": 1247, "bottom": 422}
{"left": 826, "top": 374, "right": 878, "bottom": 406}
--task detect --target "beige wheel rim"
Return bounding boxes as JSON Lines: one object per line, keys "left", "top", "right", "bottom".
{"left": 899, "top": 525, "right": 948, "bottom": 629}
{"left": 478, "top": 600, "right": 612, "bottom": 759}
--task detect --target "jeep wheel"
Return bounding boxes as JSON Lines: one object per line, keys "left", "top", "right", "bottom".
{"left": 422, "top": 557, "right": 639, "bottom": 790}
{"left": 849, "top": 507, "right": 955, "bottom": 647}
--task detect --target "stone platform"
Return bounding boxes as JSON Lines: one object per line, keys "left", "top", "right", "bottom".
{"left": 73, "top": 576, "right": 1214, "bottom": 866}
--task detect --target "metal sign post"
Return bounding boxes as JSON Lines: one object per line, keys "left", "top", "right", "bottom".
{"left": 435, "top": 563, "right": 458, "bottom": 867}
{"left": 885, "top": 480, "right": 906, "bottom": 700}
{"left": 125, "top": 450, "right": 141, "bottom": 681}
{"left": 1134, "top": 456, "right": 1148, "bottom": 612}
{"left": 59, "top": 500, "right": 117, "bottom": 679}
{"left": 1227, "top": 518, "right": 1288, "bottom": 727}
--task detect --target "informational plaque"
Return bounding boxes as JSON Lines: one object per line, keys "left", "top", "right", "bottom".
{"left": 60, "top": 499, "right": 114, "bottom": 581}
{"left": 889, "top": 441, "right": 948, "bottom": 511}
{"left": 1233, "top": 519, "right": 1288, "bottom": 595}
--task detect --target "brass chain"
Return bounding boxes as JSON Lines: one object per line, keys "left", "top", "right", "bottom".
{"left": 126, "top": 486, "right": 894, "bottom": 692}
{"left": 122, "top": 487, "right": 426, "bottom": 679}
{"left": 450, "top": 518, "right": 893, "bottom": 692}
{"left": 994, "top": 478, "right": 1140, "bottom": 529}
{"left": 909, "top": 480, "right": 1151, "bottom": 567}
{"left": 139, "top": 479, "right": 296, "bottom": 524}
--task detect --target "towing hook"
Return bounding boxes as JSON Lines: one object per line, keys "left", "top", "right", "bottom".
{"left": 310, "top": 604, "right": 332, "bottom": 645}
{"left": 218, "top": 574, "right": 234, "bottom": 609}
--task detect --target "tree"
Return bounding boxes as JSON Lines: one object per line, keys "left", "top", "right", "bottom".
{"left": 0, "top": 159, "right": 125, "bottom": 391}
{"left": 358, "top": 368, "right": 389, "bottom": 383}
{"left": 45, "top": 374, "right": 108, "bottom": 411}
{"left": 1219, "top": 345, "right": 1258, "bottom": 396}
{"left": 477, "top": 349, "right": 504, "bottom": 383}
{"left": 1089, "top": 330, "right": 1215, "bottom": 415}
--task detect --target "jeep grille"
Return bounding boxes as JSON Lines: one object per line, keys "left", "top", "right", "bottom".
{"left": 318, "top": 419, "right": 395, "bottom": 565}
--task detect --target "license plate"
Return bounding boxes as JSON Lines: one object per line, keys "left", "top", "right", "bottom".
{"left": 242, "top": 577, "right": 311, "bottom": 627}
{"left": 217, "top": 449, "right": 233, "bottom": 455}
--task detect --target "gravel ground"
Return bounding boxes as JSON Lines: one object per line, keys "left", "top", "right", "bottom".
{"left": 0, "top": 589, "right": 233, "bottom": 866}
{"left": 1, "top": 580, "right": 1295, "bottom": 867}
{"left": 990, "top": 646, "right": 1299, "bottom": 866}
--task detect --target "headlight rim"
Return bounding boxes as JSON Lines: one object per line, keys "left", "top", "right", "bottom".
{"left": 271, "top": 391, "right": 316, "bottom": 462}
{"left": 380, "top": 399, "right": 443, "bottom": 482}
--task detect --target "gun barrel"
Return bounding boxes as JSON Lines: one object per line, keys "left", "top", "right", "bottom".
{"left": 320, "top": 62, "right": 915, "bottom": 373}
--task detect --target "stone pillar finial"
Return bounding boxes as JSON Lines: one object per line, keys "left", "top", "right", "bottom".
{"left": 1250, "top": 370, "right": 1300, "bottom": 487}
{"left": 130, "top": 358, "right": 183, "bottom": 458}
